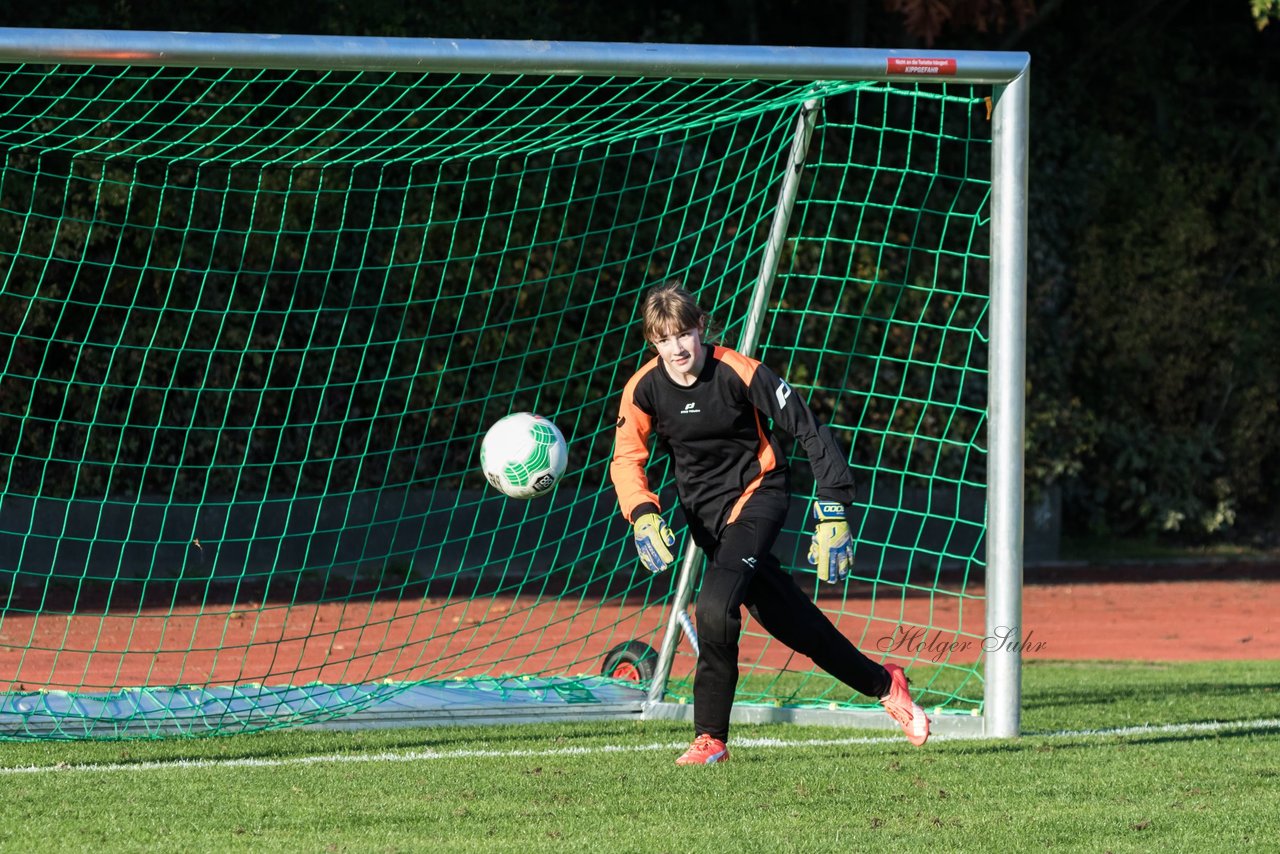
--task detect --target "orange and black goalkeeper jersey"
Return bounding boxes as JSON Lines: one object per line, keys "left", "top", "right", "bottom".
{"left": 610, "top": 344, "right": 855, "bottom": 536}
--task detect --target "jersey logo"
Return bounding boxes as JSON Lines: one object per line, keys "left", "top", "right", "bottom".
{"left": 616, "top": 416, "right": 626, "bottom": 429}
{"left": 775, "top": 380, "right": 793, "bottom": 410}
{"left": 680, "top": 401, "right": 702, "bottom": 415}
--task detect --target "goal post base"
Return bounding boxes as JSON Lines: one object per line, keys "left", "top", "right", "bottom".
{"left": 307, "top": 685, "right": 648, "bottom": 732}
{"left": 2, "top": 680, "right": 990, "bottom": 738}
{"left": 643, "top": 700, "right": 988, "bottom": 738}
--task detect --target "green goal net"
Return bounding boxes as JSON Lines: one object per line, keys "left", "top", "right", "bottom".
{"left": 0, "top": 34, "right": 1016, "bottom": 739}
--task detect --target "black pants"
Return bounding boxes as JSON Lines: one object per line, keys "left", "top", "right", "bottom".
{"left": 689, "top": 513, "right": 890, "bottom": 742}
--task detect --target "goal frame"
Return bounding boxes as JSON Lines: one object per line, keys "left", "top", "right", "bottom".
{"left": 0, "top": 28, "right": 1029, "bottom": 739}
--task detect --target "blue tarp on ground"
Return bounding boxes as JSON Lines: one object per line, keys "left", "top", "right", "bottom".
{"left": 0, "top": 677, "right": 650, "bottom": 739}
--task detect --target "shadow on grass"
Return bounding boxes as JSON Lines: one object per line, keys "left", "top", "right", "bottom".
{"left": 1025, "top": 680, "right": 1278, "bottom": 713}
{"left": 958, "top": 720, "right": 1280, "bottom": 754}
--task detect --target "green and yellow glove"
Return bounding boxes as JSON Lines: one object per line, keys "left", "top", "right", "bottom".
{"left": 633, "top": 512, "right": 676, "bottom": 574}
{"left": 807, "top": 500, "right": 853, "bottom": 583}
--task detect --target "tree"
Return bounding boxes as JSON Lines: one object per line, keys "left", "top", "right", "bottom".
{"left": 882, "top": 0, "right": 1037, "bottom": 45}
{"left": 1025, "top": 3, "right": 1280, "bottom": 541}
{"left": 1254, "top": 0, "right": 1280, "bottom": 28}
{"left": 884, "top": 0, "right": 1280, "bottom": 46}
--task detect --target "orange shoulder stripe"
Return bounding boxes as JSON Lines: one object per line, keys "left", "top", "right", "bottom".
{"left": 609, "top": 358, "right": 662, "bottom": 522}
{"left": 714, "top": 347, "right": 779, "bottom": 525}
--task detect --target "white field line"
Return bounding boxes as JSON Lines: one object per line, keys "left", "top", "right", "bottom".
{"left": 2, "top": 717, "right": 1278, "bottom": 776}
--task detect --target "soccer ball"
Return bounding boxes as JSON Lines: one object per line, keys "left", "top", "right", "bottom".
{"left": 479, "top": 412, "right": 568, "bottom": 499}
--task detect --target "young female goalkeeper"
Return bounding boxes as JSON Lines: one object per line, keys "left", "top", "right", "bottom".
{"left": 609, "top": 281, "right": 930, "bottom": 765}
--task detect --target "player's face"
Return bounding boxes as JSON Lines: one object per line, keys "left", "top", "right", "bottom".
{"left": 650, "top": 325, "right": 705, "bottom": 384}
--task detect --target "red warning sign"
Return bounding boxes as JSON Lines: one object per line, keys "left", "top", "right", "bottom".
{"left": 886, "top": 57, "right": 958, "bottom": 76}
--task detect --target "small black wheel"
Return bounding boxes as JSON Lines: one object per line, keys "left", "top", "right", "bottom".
{"left": 600, "top": 640, "right": 659, "bottom": 683}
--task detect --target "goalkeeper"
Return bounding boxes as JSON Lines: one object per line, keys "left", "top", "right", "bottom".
{"left": 610, "top": 281, "right": 930, "bottom": 765}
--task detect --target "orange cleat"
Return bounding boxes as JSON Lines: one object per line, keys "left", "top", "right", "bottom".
{"left": 675, "top": 733, "right": 730, "bottom": 765}
{"left": 880, "top": 663, "right": 931, "bottom": 746}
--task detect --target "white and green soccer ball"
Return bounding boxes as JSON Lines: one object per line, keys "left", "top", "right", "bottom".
{"left": 480, "top": 412, "right": 568, "bottom": 500}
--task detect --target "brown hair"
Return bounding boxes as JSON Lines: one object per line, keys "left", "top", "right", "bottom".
{"left": 640, "top": 280, "right": 713, "bottom": 343}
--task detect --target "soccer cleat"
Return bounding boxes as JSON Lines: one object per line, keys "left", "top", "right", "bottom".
{"left": 880, "top": 663, "right": 931, "bottom": 746}
{"left": 675, "top": 733, "right": 729, "bottom": 765}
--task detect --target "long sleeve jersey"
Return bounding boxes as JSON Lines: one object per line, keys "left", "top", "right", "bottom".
{"left": 610, "top": 344, "right": 855, "bottom": 536}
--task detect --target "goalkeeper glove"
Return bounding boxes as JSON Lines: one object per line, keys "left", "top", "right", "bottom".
{"left": 633, "top": 512, "right": 676, "bottom": 574}
{"left": 808, "top": 500, "right": 853, "bottom": 584}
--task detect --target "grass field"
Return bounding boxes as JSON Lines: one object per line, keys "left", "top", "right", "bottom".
{"left": 2, "top": 660, "right": 1278, "bottom": 852}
